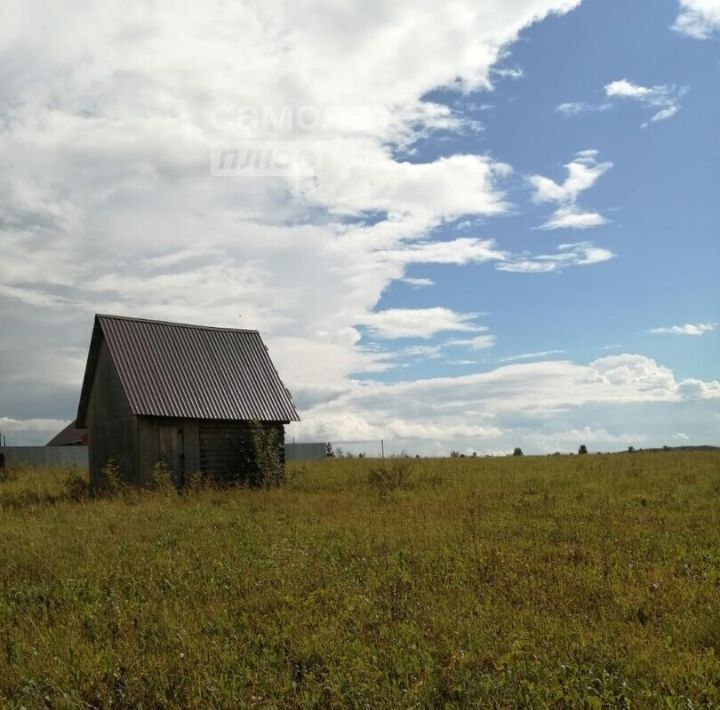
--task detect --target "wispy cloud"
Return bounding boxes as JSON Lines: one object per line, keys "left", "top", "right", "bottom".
{"left": 401, "top": 277, "right": 434, "bottom": 288}
{"left": 673, "top": 0, "right": 720, "bottom": 39}
{"left": 497, "top": 242, "right": 615, "bottom": 273}
{"left": 379, "top": 237, "right": 506, "bottom": 266}
{"left": 448, "top": 334, "right": 497, "bottom": 350}
{"left": 358, "top": 307, "right": 482, "bottom": 339}
{"left": 499, "top": 350, "right": 566, "bottom": 362}
{"left": 647, "top": 322, "right": 715, "bottom": 336}
{"left": 493, "top": 66, "right": 524, "bottom": 80}
{"left": 528, "top": 150, "right": 612, "bottom": 230}
{"left": 539, "top": 207, "right": 607, "bottom": 230}
{"left": 556, "top": 102, "right": 612, "bottom": 116}
{"left": 399, "top": 344, "right": 444, "bottom": 358}
{"left": 604, "top": 79, "right": 687, "bottom": 125}
{"left": 394, "top": 331, "right": 495, "bottom": 361}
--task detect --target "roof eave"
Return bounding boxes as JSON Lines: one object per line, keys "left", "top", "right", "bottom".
{"left": 75, "top": 316, "right": 104, "bottom": 428}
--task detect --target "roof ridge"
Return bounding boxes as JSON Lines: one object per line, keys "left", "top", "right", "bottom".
{"left": 95, "top": 313, "right": 260, "bottom": 334}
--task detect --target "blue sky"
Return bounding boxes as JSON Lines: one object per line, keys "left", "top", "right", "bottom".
{"left": 0, "top": 0, "right": 718, "bottom": 453}
{"left": 374, "top": 0, "right": 719, "bottom": 384}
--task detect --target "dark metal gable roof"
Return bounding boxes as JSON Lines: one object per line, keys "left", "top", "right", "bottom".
{"left": 46, "top": 421, "right": 88, "bottom": 446}
{"left": 76, "top": 315, "right": 299, "bottom": 425}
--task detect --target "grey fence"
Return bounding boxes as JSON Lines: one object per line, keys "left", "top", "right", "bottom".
{"left": 285, "top": 442, "right": 328, "bottom": 462}
{"left": 0, "top": 446, "right": 89, "bottom": 470}
{"left": 0, "top": 443, "right": 326, "bottom": 470}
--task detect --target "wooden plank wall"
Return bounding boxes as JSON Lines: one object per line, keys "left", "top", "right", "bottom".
{"left": 86, "top": 340, "right": 137, "bottom": 486}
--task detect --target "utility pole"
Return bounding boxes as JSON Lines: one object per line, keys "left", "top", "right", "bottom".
{"left": 381, "top": 439, "right": 384, "bottom": 459}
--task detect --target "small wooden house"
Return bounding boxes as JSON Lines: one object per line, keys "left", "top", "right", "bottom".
{"left": 75, "top": 314, "right": 299, "bottom": 487}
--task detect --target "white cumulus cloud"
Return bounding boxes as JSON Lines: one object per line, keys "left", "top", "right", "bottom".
{"left": 673, "top": 0, "right": 720, "bottom": 38}
{"left": 528, "top": 151, "right": 612, "bottom": 230}
{"left": 2, "top": 1, "right": 713, "bottom": 454}
{"left": 289, "top": 353, "right": 720, "bottom": 452}
{"left": 0, "top": 0, "right": 590, "bottom": 437}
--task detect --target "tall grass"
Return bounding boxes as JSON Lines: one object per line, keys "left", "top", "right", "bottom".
{"left": 1, "top": 452, "right": 719, "bottom": 707}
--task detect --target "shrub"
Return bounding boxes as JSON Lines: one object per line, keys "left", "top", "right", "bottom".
{"left": 151, "top": 461, "right": 176, "bottom": 494}
{"left": 185, "top": 470, "right": 205, "bottom": 493}
{"left": 250, "top": 422, "right": 285, "bottom": 487}
{"left": 513, "top": 448, "right": 524, "bottom": 457}
{"left": 0, "top": 467, "right": 17, "bottom": 483}
{"left": 367, "top": 459, "right": 413, "bottom": 495}
{"left": 98, "top": 459, "right": 124, "bottom": 495}
{"left": 285, "top": 464, "right": 308, "bottom": 489}
{"left": 222, "top": 422, "right": 286, "bottom": 487}
{"left": 63, "top": 467, "right": 90, "bottom": 501}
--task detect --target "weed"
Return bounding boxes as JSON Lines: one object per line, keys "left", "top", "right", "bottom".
{"left": 0, "top": 467, "right": 17, "bottom": 483}
{"left": 367, "top": 458, "right": 413, "bottom": 495}
{"left": 184, "top": 470, "right": 205, "bottom": 493}
{"left": 98, "top": 459, "right": 124, "bottom": 495}
{"left": 151, "top": 461, "right": 176, "bottom": 495}
{"left": 63, "top": 467, "right": 90, "bottom": 501}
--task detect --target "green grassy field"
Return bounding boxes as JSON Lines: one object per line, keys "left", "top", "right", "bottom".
{"left": 1, "top": 453, "right": 719, "bottom": 708}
